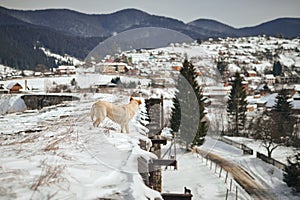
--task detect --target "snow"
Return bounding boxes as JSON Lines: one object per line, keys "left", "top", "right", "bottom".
{"left": 0, "top": 93, "right": 162, "bottom": 200}
{"left": 0, "top": 94, "right": 27, "bottom": 115}
{"left": 200, "top": 137, "right": 300, "bottom": 200}
{"left": 1, "top": 36, "right": 300, "bottom": 199}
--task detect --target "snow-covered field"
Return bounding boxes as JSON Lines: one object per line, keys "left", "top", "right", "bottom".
{"left": 1, "top": 91, "right": 299, "bottom": 199}
{"left": 1, "top": 36, "right": 300, "bottom": 199}
{"left": 0, "top": 93, "right": 163, "bottom": 200}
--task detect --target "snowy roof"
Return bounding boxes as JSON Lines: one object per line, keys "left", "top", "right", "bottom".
{"left": 265, "top": 74, "right": 275, "bottom": 79}
{"left": 6, "top": 82, "right": 22, "bottom": 90}
{"left": 260, "top": 93, "right": 277, "bottom": 108}
{"left": 247, "top": 70, "right": 257, "bottom": 74}
{"left": 58, "top": 65, "right": 76, "bottom": 70}
{"left": 292, "top": 92, "right": 300, "bottom": 100}
{"left": 291, "top": 99, "right": 300, "bottom": 110}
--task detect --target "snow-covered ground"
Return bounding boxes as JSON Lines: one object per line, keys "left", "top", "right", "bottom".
{"left": 223, "top": 136, "right": 298, "bottom": 164}
{"left": 0, "top": 93, "right": 163, "bottom": 200}
{"left": 1, "top": 90, "right": 298, "bottom": 199}
{"left": 1, "top": 36, "right": 300, "bottom": 199}
{"left": 200, "top": 137, "right": 300, "bottom": 200}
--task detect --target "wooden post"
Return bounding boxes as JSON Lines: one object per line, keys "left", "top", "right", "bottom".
{"left": 225, "top": 171, "right": 228, "bottom": 183}
{"left": 219, "top": 167, "right": 223, "bottom": 177}
{"left": 230, "top": 179, "right": 232, "bottom": 191}
{"left": 210, "top": 160, "right": 213, "bottom": 170}
{"left": 225, "top": 189, "right": 229, "bottom": 200}
{"left": 214, "top": 162, "right": 217, "bottom": 173}
{"left": 235, "top": 186, "right": 238, "bottom": 200}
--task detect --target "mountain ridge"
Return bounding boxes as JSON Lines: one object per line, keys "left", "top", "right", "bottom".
{"left": 2, "top": 6, "right": 299, "bottom": 39}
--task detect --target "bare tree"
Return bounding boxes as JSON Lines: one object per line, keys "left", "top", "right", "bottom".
{"left": 253, "top": 113, "right": 286, "bottom": 158}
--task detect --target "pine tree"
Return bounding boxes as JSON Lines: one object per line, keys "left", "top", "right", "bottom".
{"left": 271, "top": 89, "right": 294, "bottom": 141}
{"left": 284, "top": 152, "right": 300, "bottom": 192}
{"left": 272, "top": 61, "right": 282, "bottom": 76}
{"left": 170, "top": 95, "right": 180, "bottom": 134}
{"left": 227, "top": 72, "right": 247, "bottom": 136}
{"left": 170, "top": 60, "right": 207, "bottom": 150}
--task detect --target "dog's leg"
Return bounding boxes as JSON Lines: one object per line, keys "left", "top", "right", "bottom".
{"left": 93, "top": 115, "right": 105, "bottom": 127}
{"left": 120, "top": 125, "right": 124, "bottom": 133}
{"left": 125, "top": 124, "right": 129, "bottom": 133}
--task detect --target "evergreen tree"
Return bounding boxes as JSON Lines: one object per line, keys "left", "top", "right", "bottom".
{"left": 284, "top": 152, "right": 300, "bottom": 192}
{"left": 170, "top": 60, "right": 207, "bottom": 150}
{"left": 170, "top": 96, "right": 180, "bottom": 134}
{"left": 271, "top": 89, "right": 294, "bottom": 142}
{"left": 272, "top": 61, "right": 282, "bottom": 76}
{"left": 227, "top": 72, "right": 248, "bottom": 136}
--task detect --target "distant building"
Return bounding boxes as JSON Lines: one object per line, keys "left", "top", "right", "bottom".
{"left": 291, "top": 93, "right": 300, "bottom": 114}
{"left": 95, "top": 62, "right": 129, "bottom": 74}
{"left": 7, "top": 82, "right": 23, "bottom": 93}
{"left": 56, "top": 65, "right": 76, "bottom": 75}
{"left": 265, "top": 74, "right": 276, "bottom": 85}
{"left": 246, "top": 70, "right": 257, "bottom": 77}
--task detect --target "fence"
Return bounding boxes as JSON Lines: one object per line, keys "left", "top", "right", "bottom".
{"left": 256, "top": 152, "right": 287, "bottom": 170}
{"left": 219, "top": 137, "right": 287, "bottom": 170}
{"left": 194, "top": 148, "right": 251, "bottom": 200}
{"left": 218, "top": 137, "right": 253, "bottom": 155}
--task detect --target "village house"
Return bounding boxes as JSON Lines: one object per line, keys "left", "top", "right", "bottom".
{"left": 291, "top": 92, "right": 300, "bottom": 114}
{"left": 265, "top": 74, "right": 276, "bottom": 85}
{"left": 95, "top": 62, "right": 129, "bottom": 74}
{"left": 6, "top": 82, "right": 23, "bottom": 93}
{"left": 56, "top": 65, "right": 76, "bottom": 75}
{"left": 246, "top": 70, "right": 257, "bottom": 77}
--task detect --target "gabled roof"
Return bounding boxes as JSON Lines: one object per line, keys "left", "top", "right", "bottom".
{"left": 6, "top": 82, "right": 23, "bottom": 90}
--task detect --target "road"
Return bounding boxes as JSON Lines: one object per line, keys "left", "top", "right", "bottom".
{"left": 195, "top": 148, "right": 276, "bottom": 200}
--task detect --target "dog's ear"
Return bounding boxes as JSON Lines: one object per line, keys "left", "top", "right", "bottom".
{"left": 130, "top": 97, "right": 133, "bottom": 102}
{"left": 137, "top": 100, "right": 142, "bottom": 105}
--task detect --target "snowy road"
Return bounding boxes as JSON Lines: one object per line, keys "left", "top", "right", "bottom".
{"left": 195, "top": 148, "right": 275, "bottom": 200}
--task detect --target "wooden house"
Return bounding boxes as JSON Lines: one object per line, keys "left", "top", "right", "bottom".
{"left": 7, "top": 82, "right": 23, "bottom": 93}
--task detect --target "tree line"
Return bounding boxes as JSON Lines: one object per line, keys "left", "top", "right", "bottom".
{"left": 0, "top": 24, "right": 104, "bottom": 70}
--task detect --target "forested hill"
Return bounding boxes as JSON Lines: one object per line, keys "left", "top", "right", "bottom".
{"left": 0, "top": 24, "right": 103, "bottom": 70}
{"left": 1, "top": 6, "right": 300, "bottom": 70}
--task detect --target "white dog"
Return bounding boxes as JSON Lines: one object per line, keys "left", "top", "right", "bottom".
{"left": 91, "top": 97, "right": 142, "bottom": 133}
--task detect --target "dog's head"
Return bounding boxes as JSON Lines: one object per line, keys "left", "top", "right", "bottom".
{"left": 130, "top": 97, "right": 142, "bottom": 105}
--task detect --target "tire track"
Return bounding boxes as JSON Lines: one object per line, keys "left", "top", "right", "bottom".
{"left": 195, "top": 148, "right": 275, "bottom": 200}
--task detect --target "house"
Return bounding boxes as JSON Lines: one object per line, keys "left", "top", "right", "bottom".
{"left": 265, "top": 74, "right": 276, "bottom": 85}
{"left": 6, "top": 82, "right": 23, "bottom": 93}
{"left": 254, "top": 83, "right": 271, "bottom": 96}
{"left": 247, "top": 70, "right": 257, "bottom": 77}
{"left": 291, "top": 93, "right": 300, "bottom": 114}
{"left": 56, "top": 65, "right": 76, "bottom": 75}
{"left": 95, "top": 62, "right": 129, "bottom": 74}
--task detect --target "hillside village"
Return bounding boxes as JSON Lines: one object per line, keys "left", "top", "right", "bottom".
{"left": 2, "top": 35, "right": 300, "bottom": 113}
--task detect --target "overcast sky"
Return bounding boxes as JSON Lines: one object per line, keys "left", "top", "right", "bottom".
{"left": 1, "top": 0, "right": 300, "bottom": 28}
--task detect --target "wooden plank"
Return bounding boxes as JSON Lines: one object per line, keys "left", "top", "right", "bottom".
{"left": 151, "top": 138, "right": 167, "bottom": 145}
{"left": 151, "top": 159, "right": 177, "bottom": 167}
{"left": 161, "top": 193, "right": 193, "bottom": 200}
